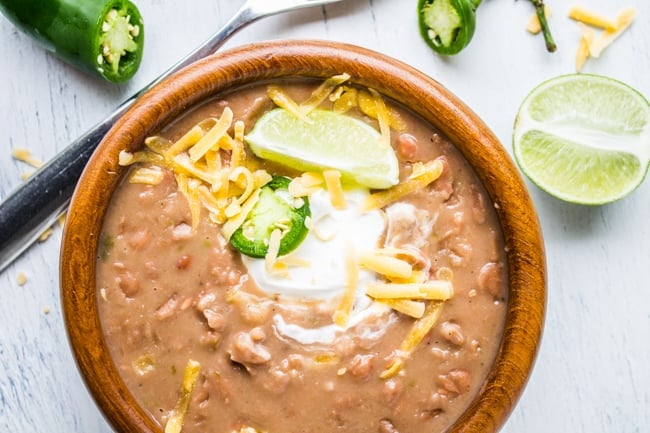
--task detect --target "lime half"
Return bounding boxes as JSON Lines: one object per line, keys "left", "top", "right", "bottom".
{"left": 245, "top": 108, "right": 399, "bottom": 189}
{"left": 513, "top": 74, "right": 650, "bottom": 205}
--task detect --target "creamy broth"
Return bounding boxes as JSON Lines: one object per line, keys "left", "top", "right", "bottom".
{"left": 96, "top": 79, "right": 508, "bottom": 433}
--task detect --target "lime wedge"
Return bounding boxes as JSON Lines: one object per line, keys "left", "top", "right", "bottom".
{"left": 513, "top": 74, "right": 650, "bottom": 205}
{"left": 245, "top": 108, "right": 399, "bottom": 189}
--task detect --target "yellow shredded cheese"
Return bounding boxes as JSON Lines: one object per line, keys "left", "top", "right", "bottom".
{"left": 331, "top": 86, "right": 358, "bottom": 113}
{"left": 129, "top": 167, "right": 165, "bottom": 185}
{"left": 16, "top": 272, "right": 28, "bottom": 286}
{"left": 165, "top": 123, "right": 209, "bottom": 157}
{"left": 188, "top": 107, "right": 233, "bottom": 162}
{"left": 363, "top": 158, "right": 444, "bottom": 211}
{"left": 575, "top": 23, "right": 595, "bottom": 71}
{"left": 268, "top": 85, "right": 312, "bottom": 123}
{"left": 221, "top": 188, "right": 261, "bottom": 240}
{"left": 332, "top": 242, "right": 358, "bottom": 327}
{"left": 358, "top": 89, "right": 406, "bottom": 131}
{"left": 323, "top": 170, "right": 346, "bottom": 210}
{"left": 299, "top": 73, "right": 350, "bottom": 115}
{"left": 381, "top": 299, "right": 425, "bottom": 319}
{"left": 380, "top": 301, "right": 443, "bottom": 379}
{"left": 11, "top": 148, "right": 43, "bottom": 168}
{"left": 265, "top": 228, "right": 283, "bottom": 273}
{"left": 38, "top": 227, "right": 53, "bottom": 242}
{"left": 366, "top": 281, "right": 454, "bottom": 301}
{"left": 164, "top": 359, "right": 201, "bottom": 433}
{"left": 358, "top": 252, "right": 413, "bottom": 279}
{"left": 589, "top": 7, "right": 636, "bottom": 58}
{"left": 569, "top": 5, "right": 618, "bottom": 30}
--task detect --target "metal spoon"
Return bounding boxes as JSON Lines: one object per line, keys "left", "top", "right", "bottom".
{"left": 0, "top": 0, "right": 346, "bottom": 273}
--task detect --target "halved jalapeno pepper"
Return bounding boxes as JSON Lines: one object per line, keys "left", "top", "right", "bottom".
{"left": 417, "top": 0, "right": 480, "bottom": 56}
{"left": 230, "top": 176, "right": 310, "bottom": 259}
{"left": 0, "top": 0, "right": 144, "bottom": 83}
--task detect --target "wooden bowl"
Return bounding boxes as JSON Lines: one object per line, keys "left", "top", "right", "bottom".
{"left": 61, "top": 40, "right": 546, "bottom": 433}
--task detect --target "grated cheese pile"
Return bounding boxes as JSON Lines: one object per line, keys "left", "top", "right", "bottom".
{"left": 568, "top": 5, "right": 637, "bottom": 71}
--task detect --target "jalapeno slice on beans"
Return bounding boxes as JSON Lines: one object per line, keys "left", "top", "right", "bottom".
{"left": 0, "top": 0, "right": 144, "bottom": 83}
{"left": 230, "top": 176, "right": 311, "bottom": 259}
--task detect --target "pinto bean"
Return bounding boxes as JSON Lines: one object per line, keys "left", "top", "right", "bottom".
{"left": 154, "top": 294, "right": 179, "bottom": 321}
{"left": 382, "top": 378, "right": 403, "bottom": 405}
{"left": 228, "top": 331, "right": 271, "bottom": 367}
{"left": 438, "top": 369, "right": 471, "bottom": 395}
{"left": 477, "top": 262, "right": 504, "bottom": 299}
{"left": 127, "top": 229, "right": 150, "bottom": 250}
{"left": 264, "top": 366, "right": 290, "bottom": 394}
{"left": 439, "top": 321, "right": 465, "bottom": 347}
{"left": 348, "top": 354, "right": 375, "bottom": 380}
{"left": 176, "top": 254, "right": 191, "bottom": 270}
{"left": 379, "top": 419, "right": 400, "bottom": 433}
{"left": 396, "top": 134, "right": 418, "bottom": 162}
{"left": 203, "top": 309, "right": 225, "bottom": 331}
{"left": 470, "top": 183, "right": 487, "bottom": 224}
{"left": 433, "top": 157, "right": 453, "bottom": 200}
{"left": 117, "top": 271, "right": 139, "bottom": 297}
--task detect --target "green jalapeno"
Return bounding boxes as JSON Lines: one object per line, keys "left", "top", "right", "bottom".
{"left": 0, "top": 0, "right": 144, "bottom": 83}
{"left": 417, "top": 0, "right": 480, "bottom": 56}
{"left": 417, "top": 0, "right": 556, "bottom": 55}
{"left": 230, "top": 176, "right": 311, "bottom": 259}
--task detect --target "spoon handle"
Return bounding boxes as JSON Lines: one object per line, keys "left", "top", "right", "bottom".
{"left": 0, "top": 1, "right": 265, "bottom": 273}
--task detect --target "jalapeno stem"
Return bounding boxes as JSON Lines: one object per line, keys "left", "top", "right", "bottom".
{"left": 530, "top": 0, "right": 557, "bottom": 52}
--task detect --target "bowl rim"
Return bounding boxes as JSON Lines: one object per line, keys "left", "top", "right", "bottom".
{"left": 61, "top": 39, "right": 546, "bottom": 433}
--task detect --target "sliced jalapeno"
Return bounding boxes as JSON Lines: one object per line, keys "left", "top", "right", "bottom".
{"left": 0, "top": 0, "right": 144, "bottom": 83}
{"left": 417, "top": 0, "right": 480, "bottom": 56}
{"left": 230, "top": 176, "right": 310, "bottom": 259}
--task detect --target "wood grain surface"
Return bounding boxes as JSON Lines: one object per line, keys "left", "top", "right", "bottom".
{"left": 1, "top": 1, "right": 649, "bottom": 432}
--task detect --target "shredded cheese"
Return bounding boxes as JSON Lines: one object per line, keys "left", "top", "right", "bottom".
{"left": 589, "top": 7, "right": 636, "bottom": 58}
{"left": 380, "top": 301, "right": 443, "bottom": 379}
{"left": 332, "top": 242, "right": 358, "bottom": 327}
{"left": 164, "top": 359, "right": 201, "bottom": 433}
{"left": 264, "top": 228, "right": 283, "bottom": 274}
{"left": 129, "top": 167, "right": 165, "bottom": 185}
{"left": 268, "top": 85, "right": 312, "bottom": 123}
{"left": 11, "top": 148, "right": 43, "bottom": 168}
{"left": 16, "top": 272, "right": 28, "bottom": 286}
{"left": 363, "top": 158, "right": 444, "bottom": 211}
{"left": 323, "top": 170, "right": 346, "bottom": 210}
{"left": 358, "top": 89, "right": 406, "bottom": 131}
{"left": 299, "top": 73, "right": 350, "bottom": 115}
{"left": 165, "top": 123, "right": 209, "bottom": 157}
{"left": 221, "top": 188, "right": 261, "bottom": 240}
{"left": 38, "top": 227, "right": 53, "bottom": 242}
{"left": 381, "top": 299, "right": 425, "bottom": 319}
{"left": 188, "top": 107, "right": 233, "bottom": 162}
{"left": 366, "top": 281, "right": 454, "bottom": 301}
{"left": 331, "top": 86, "right": 358, "bottom": 113}
{"left": 569, "top": 5, "right": 618, "bottom": 30}
{"left": 358, "top": 251, "right": 413, "bottom": 279}
{"left": 575, "top": 23, "right": 595, "bottom": 71}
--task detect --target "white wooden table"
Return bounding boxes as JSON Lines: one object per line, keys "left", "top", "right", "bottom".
{"left": 1, "top": 1, "right": 649, "bottom": 431}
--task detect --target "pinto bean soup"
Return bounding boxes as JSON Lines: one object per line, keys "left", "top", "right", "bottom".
{"left": 96, "top": 77, "right": 508, "bottom": 433}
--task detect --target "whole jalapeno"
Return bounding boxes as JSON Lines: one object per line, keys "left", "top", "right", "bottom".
{"left": 0, "top": 0, "right": 144, "bottom": 83}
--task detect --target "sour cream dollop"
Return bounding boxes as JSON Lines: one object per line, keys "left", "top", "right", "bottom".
{"left": 242, "top": 187, "right": 385, "bottom": 300}
{"left": 241, "top": 187, "right": 391, "bottom": 345}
